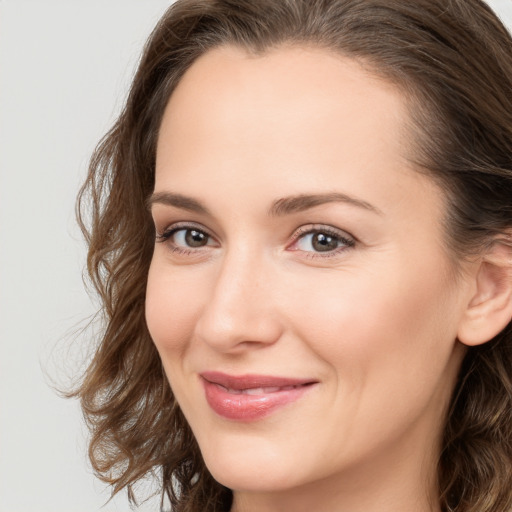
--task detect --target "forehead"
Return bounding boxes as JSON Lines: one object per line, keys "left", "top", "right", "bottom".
{"left": 156, "top": 45, "right": 412, "bottom": 181}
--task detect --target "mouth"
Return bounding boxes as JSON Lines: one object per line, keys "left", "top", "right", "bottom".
{"left": 200, "top": 371, "right": 318, "bottom": 421}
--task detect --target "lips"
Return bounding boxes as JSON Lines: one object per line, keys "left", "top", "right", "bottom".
{"left": 200, "top": 371, "right": 317, "bottom": 421}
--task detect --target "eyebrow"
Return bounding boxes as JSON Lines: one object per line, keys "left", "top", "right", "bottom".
{"left": 147, "top": 192, "right": 211, "bottom": 215}
{"left": 147, "top": 191, "right": 382, "bottom": 217}
{"left": 268, "top": 192, "right": 382, "bottom": 216}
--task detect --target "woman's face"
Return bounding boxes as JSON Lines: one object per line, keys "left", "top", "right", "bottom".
{"left": 146, "top": 46, "right": 471, "bottom": 505}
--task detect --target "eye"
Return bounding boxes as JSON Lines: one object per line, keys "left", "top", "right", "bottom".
{"left": 172, "top": 228, "right": 210, "bottom": 248}
{"left": 289, "top": 226, "right": 355, "bottom": 256}
{"left": 156, "top": 223, "right": 217, "bottom": 253}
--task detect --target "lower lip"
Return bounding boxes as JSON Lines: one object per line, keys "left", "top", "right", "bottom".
{"left": 202, "top": 379, "right": 315, "bottom": 421}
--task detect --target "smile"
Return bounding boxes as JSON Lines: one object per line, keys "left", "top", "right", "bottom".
{"left": 216, "top": 384, "right": 305, "bottom": 395}
{"left": 200, "top": 372, "right": 317, "bottom": 421}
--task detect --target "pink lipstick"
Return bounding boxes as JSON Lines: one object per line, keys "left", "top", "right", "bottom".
{"left": 200, "top": 371, "right": 317, "bottom": 421}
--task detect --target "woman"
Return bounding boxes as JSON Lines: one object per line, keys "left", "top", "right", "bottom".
{"left": 74, "top": 0, "right": 512, "bottom": 511}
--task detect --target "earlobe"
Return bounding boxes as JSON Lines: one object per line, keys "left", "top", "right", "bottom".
{"left": 457, "top": 240, "right": 512, "bottom": 347}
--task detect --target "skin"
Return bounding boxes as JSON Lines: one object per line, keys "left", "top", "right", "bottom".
{"left": 145, "top": 46, "right": 479, "bottom": 512}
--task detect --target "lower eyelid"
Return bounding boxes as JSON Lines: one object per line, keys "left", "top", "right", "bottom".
{"left": 298, "top": 244, "right": 354, "bottom": 262}
{"left": 293, "top": 242, "right": 354, "bottom": 256}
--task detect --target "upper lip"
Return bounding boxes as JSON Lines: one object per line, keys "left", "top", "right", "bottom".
{"left": 200, "top": 371, "right": 317, "bottom": 390}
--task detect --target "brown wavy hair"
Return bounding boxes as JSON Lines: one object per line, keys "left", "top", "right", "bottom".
{"left": 73, "top": 1, "right": 512, "bottom": 511}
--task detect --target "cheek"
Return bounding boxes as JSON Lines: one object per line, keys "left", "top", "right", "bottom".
{"left": 287, "top": 255, "right": 459, "bottom": 390}
{"left": 281, "top": 256, "right": 462, "bottom": 458}
{"left": 145, "top": 260, "right": 200, "bottom": 357}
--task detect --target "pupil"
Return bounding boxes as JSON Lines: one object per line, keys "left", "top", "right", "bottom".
{"left": 312, "top": 233, "right": 338, "bottom": 252}
{"left": 185, "top": 229, "right": 207, "bottom": 247}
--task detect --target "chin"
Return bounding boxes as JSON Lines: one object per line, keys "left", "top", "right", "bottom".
{"left": 200, "top": 439, "right": 304, "bottom": 492}
{"left": 208, "top": 465, "right": 296, "bottom": 494}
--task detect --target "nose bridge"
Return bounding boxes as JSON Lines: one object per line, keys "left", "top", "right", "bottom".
{"left": 194, "top": 243, "right": 282, "bottom": 351}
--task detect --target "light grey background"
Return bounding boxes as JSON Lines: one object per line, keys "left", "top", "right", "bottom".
{"left": 0, "top": 2, "right": 172, "bottom": 511}
{"left": 1, "top": 1, "right": 511, "bottom": 511}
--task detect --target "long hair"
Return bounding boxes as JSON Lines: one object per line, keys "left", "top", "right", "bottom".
{"left": 74, "top": 1, "right": 512, "bottom": 510}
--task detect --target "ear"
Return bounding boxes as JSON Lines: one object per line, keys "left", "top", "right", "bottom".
{"left": 457, "top": 239, "right": 512, "bottom": 346}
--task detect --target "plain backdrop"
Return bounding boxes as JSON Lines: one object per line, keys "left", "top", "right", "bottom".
{"left": 1, "top": 1, "right": 511, "bottom": 511}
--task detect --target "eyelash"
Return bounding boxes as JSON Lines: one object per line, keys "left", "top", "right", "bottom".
{"left": 156, "top": 222, "right": 215, "bottom": 256}
{"left": 289, "top": 225, "right": 356, "bottom": 258}
{"left": 155, "top": 223, "right": 356, "bottom": 259}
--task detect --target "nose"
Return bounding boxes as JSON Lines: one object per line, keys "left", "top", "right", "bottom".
{"left": 194, "top": 248, "right": 284, "bottom": 353}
